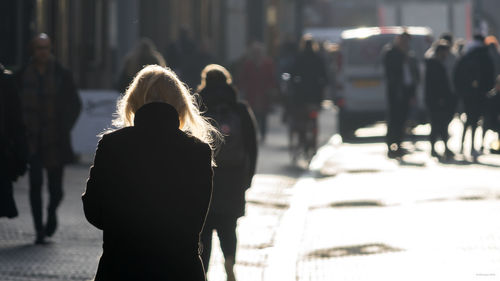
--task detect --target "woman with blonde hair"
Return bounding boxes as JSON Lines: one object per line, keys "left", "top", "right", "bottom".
{"left": 198, "top": 64, "right": 258, "bottom": 281}
{"left": 83, "top": 64, "right": 220, "bottom": 280}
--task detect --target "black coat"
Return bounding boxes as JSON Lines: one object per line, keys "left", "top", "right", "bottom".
{"left": 199, "top": 85, "right": 258, "bottom": 217}
{"left": 82, "top": 102, "right": 213, "bottom": 281}
{"left": 454, "top": 46, "right": 495, "bottom": 97}
{"left": 16, "top": 60, "right": 82, "bottom": 167}
{"left": 290, "top": 50, "right": 327, "bottom": 105}
{"left": 0, "top": 65, "right": 27, "bottom": 218}
{"left": 425, "top": 57, "right": 457, "bottom": 113}
{"left": 383, "top": 44, "right": 420, "bottom": 102}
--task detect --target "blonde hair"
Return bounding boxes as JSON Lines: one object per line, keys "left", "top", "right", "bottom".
{"left": 113, "top": 64, "right": 221, "bottom": 153}
{"left": 197, "top": 64, "right": 233, "bottom": 92}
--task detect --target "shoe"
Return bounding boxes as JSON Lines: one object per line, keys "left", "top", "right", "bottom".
{"left": 34, "top": 231, "right": 47, "bottom": 245}
{"left": 397, "top": 147, "right": 409, "bottom": 156}
{"left": 45, "top": 212, "right": 58, "bottom": 237}
{"left": 444, "top": 148, "right": 455, "bottom": 158}
{"left": 224, "top": 257, "right": 236, "bottom": 281}
{"left": 387, "top": 150, "right": 399, "bottom": 159}
{"left": 431, "top": 149, "right": 439, "bottom": 158}
{"left": 471, "top": 149, "right": 480, "bottom": 158}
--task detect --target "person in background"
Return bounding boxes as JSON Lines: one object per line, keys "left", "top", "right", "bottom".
{"left": 454, "top": 34, "right": 495, "bottom": 159}
{"left": 484, "top": 75, "right": 500, "bottom": 154}
{"left": 83, "top": 65, "right": 220, "bottom": 280}
{"left": 287, "top": 35, "right": 327, "bottom": 155}
{"left": 0, "top": 63, "right": 27, "bottom": 219}
{"left": 485, "top": 36, "right": 500, "bottom": 78}
{"left": 198, "top": 64, "right": 258, "bottom": 281}
{"left": 238, "top": 42, "right": 278, "bottom": 143}
{"left": 382, "top": 31, "right": 420, "bottom": 158}
{"left": 17, "top": 33, "right": 82, "bottom": 244}
{"left": 425, "top": 41, "right": 457, "bottom": 159}
{"left": 117, "top": 38, "right": 166, "bottom": 94}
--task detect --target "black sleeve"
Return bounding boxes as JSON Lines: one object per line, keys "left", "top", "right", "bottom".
{"left": 82, "top": 136, "right": 110, "bottom": 230}
{"left": 239, "top": 103, "right": 258, "bottom": 189}
{"left": 3, "top": 73, "right": 28, "bottom": 180}
{"left": 195, "top": 143, "right": 214, "bottom": 236}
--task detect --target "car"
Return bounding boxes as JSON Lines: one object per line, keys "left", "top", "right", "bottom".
{"left": 335, "top": 26, "right": 433, "bottom": 139}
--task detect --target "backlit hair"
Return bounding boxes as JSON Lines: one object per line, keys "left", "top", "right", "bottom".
{"left": 112, "top": 64, "right": 221, "bottom": 154}
{"left": 197, "top": 64, "right": 232, "bottom": 92}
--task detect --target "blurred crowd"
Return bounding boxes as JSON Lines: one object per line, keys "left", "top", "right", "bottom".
{"left": 383, "top": 31, "right": 500, "bottom": 160}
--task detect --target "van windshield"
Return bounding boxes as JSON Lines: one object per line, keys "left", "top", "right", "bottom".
{"left": 343, "top": 34, "right": 431, "bottom": 66}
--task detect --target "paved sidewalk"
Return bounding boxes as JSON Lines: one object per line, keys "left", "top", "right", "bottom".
{"left": 294, "top": 136, "right": 500, "bottom": 281}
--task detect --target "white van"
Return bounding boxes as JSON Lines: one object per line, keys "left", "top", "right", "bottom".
{"left": 335, "top": 26, "right": 433, "bottom": 139}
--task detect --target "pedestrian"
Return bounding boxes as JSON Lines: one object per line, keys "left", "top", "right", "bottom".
{"left": 382, "top": 31, "right": 420, "bottom": 158}
{"left": 484, "top": 75, "right": 500, "bottom": 153}
{"left": 116, "top": 38, "right": 166, "bottom": 94}
{"left": 17, "top": 33, "right": 82, "bottom": 244}
{"left": 82, "top": 65, "right": 220, "bottom": 281}
{"left": 0, "top": 63, "right": 28, "bottom": 219}
{"left": 179, "top": 40, "right": 217, "bottom": 91}
{"left": 287, "top": 35, "right": 327, "bottom": 155}
{"left": 485, "top": 36, "right": 500, "bottom": 77}
{"left": 454, "top": 34, "right": 495, "bottom": 158}
{"left": 425, "top": 41, "right": 457, "bottom": 159}
{"left": 238, "top": 42, "right": 278, "bottom": 143}
{"left": 197, "top": 64, "right": 258, "bottom": 281}
{"left": 164, "top": 27, "right": 197, "bottom": 77}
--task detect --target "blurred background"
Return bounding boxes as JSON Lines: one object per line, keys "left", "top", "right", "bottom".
{"left": 1, "top": 0, "right": 499, "bottom": 88}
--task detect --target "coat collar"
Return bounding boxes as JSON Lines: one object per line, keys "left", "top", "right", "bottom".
{"left": 134, "top": 102, "right": 180, "bottom": 130}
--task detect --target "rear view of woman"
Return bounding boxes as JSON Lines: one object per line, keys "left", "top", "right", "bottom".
{"left": 198, "top": 64, "right": 258, "bottom": 281}
{"left": 82, "top": 65, "right": 220, "bottom": 280}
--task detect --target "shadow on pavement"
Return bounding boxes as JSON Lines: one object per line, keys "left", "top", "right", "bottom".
{"left": 246, "top": 199, "right": 289, "bottom": 209}
{"left": 343, "top": 134, "right": 428, "bottom": 144}
{"left": 309, "top": 200, "right": 388, "bottom": 210}
{"left": 438, "top": 157, "right": 500, "bottom": 168}
{"left": 306, "top": 243, "right": 404, "bottom": 259}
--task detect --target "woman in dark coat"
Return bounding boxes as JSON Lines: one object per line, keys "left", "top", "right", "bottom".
{"left": 82, "top": 65, "right": 220, "bottom": 281}
{"left": 425, "top": 41, "right": 457, "bottom": 158}
{"left": 198, "top": 64, "right": 258, "bottom": 281}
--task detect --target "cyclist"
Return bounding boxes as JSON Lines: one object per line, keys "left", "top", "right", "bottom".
{"left": 287, "top": 35, "right": 327, "bottom": 161}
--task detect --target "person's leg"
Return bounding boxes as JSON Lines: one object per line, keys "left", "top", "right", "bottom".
{"left": 396, "top": 90, "right": 412, "bottom": 150}
{"left": 386, "top": 99, "right": 399, "bottom": 155}
{"left": 200, "top": 216, "right": 215, "bottom": 272}
{"left": 429, "top": 111, "right": 438, "bottom": 157}
{"left": 45, "top": 165, "right": 64, "bottom": 237}
{"left": 217, "top": 216, "right": 238, "bottom": 281}
{"left": 28, "top": 153, "right": 45, "bottom": 243}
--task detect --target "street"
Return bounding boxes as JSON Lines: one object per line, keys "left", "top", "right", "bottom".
{"left": 1, "top": 107, "right": 500, "bottom": 281}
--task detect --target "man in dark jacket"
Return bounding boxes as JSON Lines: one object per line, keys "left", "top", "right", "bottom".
{"left": 17, "top": 33, "right": 82, "bottom": 244}
{"left": 425, "top": 41, "right": 457, "bottom": 159}
{"left": 0, "top": 63, "right": 28, "bottom": 219}
{"left": 454, "top": 34, "right": 495, "bottom": 158}
{"left": 383, "top": 32, "right": 420, "bottom": 158}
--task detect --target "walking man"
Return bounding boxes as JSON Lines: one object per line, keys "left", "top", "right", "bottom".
{"left": 383, "top": 31, "right": 420, "bottom": 158}
{"left": 425, "top": 41, "right": 457, "bottom": 158}
{"left": 18, "top": 33, "right": 82, "bottom": 244}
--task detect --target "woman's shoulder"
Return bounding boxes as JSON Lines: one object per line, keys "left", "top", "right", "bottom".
{"left": 99, "top": 126, "right": 136, "bottom": 144}
{"left": 174, "top": 130, "right": 210, "bottom": 151}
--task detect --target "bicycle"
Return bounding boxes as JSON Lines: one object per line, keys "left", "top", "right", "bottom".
{"left": 287, "top": 105, "right": 319, "bottom": 165}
